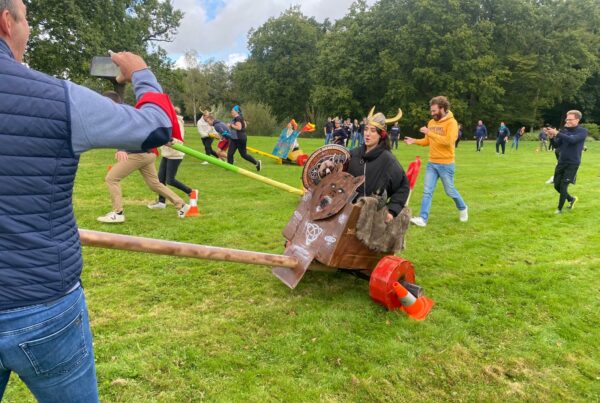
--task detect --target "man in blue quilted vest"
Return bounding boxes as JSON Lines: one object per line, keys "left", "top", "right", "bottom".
{"left": 0, "top": 1, "right": 176, "bottom": 401}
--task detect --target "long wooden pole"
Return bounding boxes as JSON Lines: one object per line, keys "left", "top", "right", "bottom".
{"left": 79, "top": 229, "right": 299, "bottom": 269}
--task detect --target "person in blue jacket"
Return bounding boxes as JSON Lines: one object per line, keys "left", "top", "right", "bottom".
{"left": 511, "top": 126, "right": 525, "bottom": 150}
{"left": 0, "top": 1, "right": 175, "bottom": 400}
{"left": 474, "top": 120, "right": 487, "bottom": 152}
{"left": 495, "top": 122, "right": 510, "bottom": 155}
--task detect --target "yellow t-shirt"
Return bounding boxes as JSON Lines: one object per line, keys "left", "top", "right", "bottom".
{"left": 415, "top": 111, "right": 458, "bottom": 164}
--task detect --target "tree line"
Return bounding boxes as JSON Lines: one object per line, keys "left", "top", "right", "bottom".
{"left": 25, "top": 0, "right": 600, "bottom": 136}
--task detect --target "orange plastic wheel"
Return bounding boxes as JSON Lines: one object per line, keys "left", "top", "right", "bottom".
{"left": 369, "top": 256, "right": 416, "bottom": 310}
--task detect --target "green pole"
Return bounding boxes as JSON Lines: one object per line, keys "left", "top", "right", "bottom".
{"left": 171, "top": 143, "right": 304, "bottom": 196}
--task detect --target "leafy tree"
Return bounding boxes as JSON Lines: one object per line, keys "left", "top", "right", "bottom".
{"left": 232, "top": 0, "right": 600, "bottom": 133}
{"left": 233, "top": 7, "right": 323, "bottom": 121}
{"left": 180, "top": 50, "right": 207, "bottom": 123}
{"left": 26, "top": 0, "right": 183, "bottom": 82}
{"left": 310, "top": 1, "right": 378, "bottom": 119}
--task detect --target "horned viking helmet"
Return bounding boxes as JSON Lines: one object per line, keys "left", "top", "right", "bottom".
{"left": 366, "top": 107, "right": 403, "bottom": 131}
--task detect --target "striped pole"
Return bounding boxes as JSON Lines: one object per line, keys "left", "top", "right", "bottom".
{"left": 170, "top": 143, "right": 304, "bottom": 196}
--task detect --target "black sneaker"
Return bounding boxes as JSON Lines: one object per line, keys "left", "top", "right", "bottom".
{"left": 568, "top": 196, "right": 578, "bottom": 210}
{"left": 256, "top": 160, "right": 262, "bottom": 172}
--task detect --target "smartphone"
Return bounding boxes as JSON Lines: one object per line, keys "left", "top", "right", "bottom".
{"left": 90, "top": 56, "right": 120, "bottom": 79}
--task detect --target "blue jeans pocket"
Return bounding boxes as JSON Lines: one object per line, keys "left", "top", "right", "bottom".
{"left": 19, "top": 310, "right": 88, "bottom": 376}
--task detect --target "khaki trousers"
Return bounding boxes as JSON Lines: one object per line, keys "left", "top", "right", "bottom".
{"left": 105, "top": 153, "right": 185, "bottom": 212}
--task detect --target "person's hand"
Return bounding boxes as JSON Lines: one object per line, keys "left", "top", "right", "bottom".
{"left": 166, "top": 140, "right": 175, "bottom": 146}
{"left": 419, "top": 127, "right": 429, "bottom": 135}
{"left": 546, "top": 128, "right": 558, "bottom": 137}
{"left": 115, "top": 151, "right": 128, "bottom": 162}
{"left": 110, "top": 51, "right": 148, "bottom": 83}
{"left": 404, "top": 137, "right": 416, "bottom": 145}
{"left": 385, "top": 212, "right": 394, "bottom": 223}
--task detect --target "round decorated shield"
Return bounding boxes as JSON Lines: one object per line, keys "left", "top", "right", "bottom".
{"left": 301, "top": 145, "right": 351, "bottom": 190}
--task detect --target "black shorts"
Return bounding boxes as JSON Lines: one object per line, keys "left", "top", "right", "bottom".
{"left": 554, "top": 162, "right": 579, "bottom": 185}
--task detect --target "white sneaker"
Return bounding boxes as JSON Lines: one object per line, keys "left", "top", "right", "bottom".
{"left": 147, "top": 201, "right": 166, "bottom": 209}
{"left": 410, "top": 216, "right": 427, "bottom": 227}
{"left": 201, "top": 161, "right": 209, "bottom": 165}
{"left": 177, "top": 204, "right": 191, "bottom": 219}
{"left": 459, "top": 206, "right": 469, "bottom": 222}
{"left": 97, "top": 211, "right": 125, "bottom": 223}
{"left": 545, "top": 176, "right": 554, "bottom": 184}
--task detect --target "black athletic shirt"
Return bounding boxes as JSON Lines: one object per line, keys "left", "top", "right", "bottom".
{"left": 232, "top": 115, "right": 246, "bottom": 140}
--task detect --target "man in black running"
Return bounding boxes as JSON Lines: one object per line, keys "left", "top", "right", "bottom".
{"left": 544, "top": 110, "right": 588, "bottom": 214}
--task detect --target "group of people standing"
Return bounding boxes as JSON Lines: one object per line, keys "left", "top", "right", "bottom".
{"left": 473, "top": 120, "right": 526, "bottom": 154}
{"left": 324, "top": 117, "right": 402, "bottom": 150}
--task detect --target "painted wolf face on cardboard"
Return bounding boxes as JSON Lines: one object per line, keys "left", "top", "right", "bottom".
{"left": 310, "top": 171, "right": 364, "bottom": 221}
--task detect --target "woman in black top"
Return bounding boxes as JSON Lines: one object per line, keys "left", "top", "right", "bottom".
{"left": 346, "top": 108, "right": 409, "bottom": 222}
{"left": 228, "top": 105, "right": 261, "bottom": 171}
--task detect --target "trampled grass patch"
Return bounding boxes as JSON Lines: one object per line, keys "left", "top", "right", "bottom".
{"left": 4, "top": 132, "right": 599, "bottom": 402}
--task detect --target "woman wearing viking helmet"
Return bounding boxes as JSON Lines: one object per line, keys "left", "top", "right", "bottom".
{"left": 346, "top": 107, "right": 410, "bottom": 223}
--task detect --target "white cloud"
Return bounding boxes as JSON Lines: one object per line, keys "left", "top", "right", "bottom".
{"left": 225, "top": 52, "right": 247, "bottom": 67}
{"left": 173, "top": 54, "right": 192, "bottom": 69}
{"left": 162, "top": 0, "right": 375, "bottom": 63}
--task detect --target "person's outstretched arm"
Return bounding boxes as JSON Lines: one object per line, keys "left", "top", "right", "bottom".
{"left": 69, "top": 53, "right": 172, "bottom": 154}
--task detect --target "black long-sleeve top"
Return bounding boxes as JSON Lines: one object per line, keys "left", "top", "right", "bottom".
{"left": 550, "top": 125, "right": 588, "bottom": 165}
{"left": 347, "top": 144, "right": 410, "bottom": 216}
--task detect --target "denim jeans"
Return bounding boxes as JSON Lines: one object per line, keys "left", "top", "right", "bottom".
{"left": 0, "top": 287, "right": 99, "bottom": 402}
{"left": 418, "top": 162, "right": 466, "bottom": 222}
{"left": 476, "top": 137, "right": 484, "bottom": 151}
{"left": 511, "top": 137, "right": 519, "bottom": 150}
{"left": 325, "top": 133, "right": 332, "bottom": 144}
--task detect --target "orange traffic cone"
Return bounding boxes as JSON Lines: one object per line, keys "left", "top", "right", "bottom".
{"left": 392, "top": 281, "right": 434, "bottom": 321}
{"left": 186, "top": 189, "right": 199, "bottom": 217}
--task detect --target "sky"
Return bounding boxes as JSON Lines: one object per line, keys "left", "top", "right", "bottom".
{"left": 163, "top": 0, "right": 376, "bottom": 68}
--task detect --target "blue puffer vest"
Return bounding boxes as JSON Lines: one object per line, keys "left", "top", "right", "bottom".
{"left": 0, "top": 39, "right": 82, "bottom": 310}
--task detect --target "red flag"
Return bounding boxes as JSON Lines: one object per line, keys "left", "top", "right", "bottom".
{"left": 406, "top": 156, "right": 422, "bottom": 190}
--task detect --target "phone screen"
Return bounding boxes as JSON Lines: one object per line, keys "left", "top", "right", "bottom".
{"left": 90, "top": 56, "right": 120, "bottom": 78}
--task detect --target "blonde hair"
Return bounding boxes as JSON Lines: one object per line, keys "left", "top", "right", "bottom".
{"left": 566, "top": 110, "right": 582, "bottom": 120}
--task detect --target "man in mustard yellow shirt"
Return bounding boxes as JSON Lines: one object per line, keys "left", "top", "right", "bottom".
{"left": 405, "top": 96, "right": 468, "bottom": 227}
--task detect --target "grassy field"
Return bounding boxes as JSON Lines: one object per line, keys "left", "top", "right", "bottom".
{"left": 4, "top": 132, "right": 599, "bottom": 402}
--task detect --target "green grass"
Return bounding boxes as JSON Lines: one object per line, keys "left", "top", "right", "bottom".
{"left": 4, "top": 133, "right": 600, "bottom": 402}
